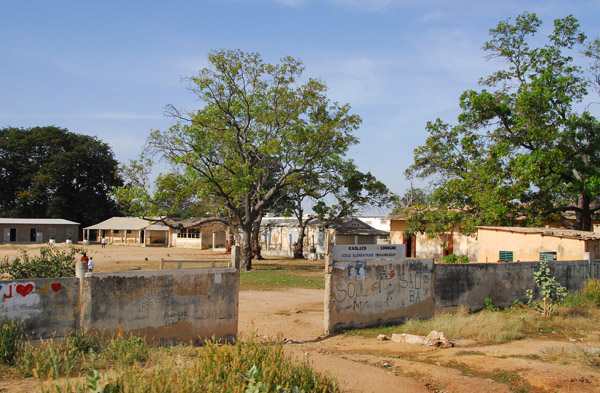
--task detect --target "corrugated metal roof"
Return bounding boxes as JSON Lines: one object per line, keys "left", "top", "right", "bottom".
{"left": 478, "top": 226, "right": 600, "bottom": 241}
{"left": 0, "top": 218, "right": 79, "bottom": 225}
{"left": 84, "top": 217, "right": 168, "bottom": 231}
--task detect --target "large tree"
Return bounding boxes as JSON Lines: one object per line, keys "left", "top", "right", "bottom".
{"left": 0, "top": 126, "right": 123, "bottom": 228}
{"left": 405, "top": 13, "right": 600, "bottom": 236}
{"left": 120, "top": 50, "right": 360, "bottom": 270}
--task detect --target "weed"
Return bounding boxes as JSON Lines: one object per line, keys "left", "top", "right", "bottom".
{"left": 0, "top": 320, "right": 25, "bottom": 365}
{"left": 484, "top": 297, "right": 500, "bottom": 312}
{"left": 526, "top": 260, "right": 567, "bottom": 317}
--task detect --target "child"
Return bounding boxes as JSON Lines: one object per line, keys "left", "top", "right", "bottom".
{"left": 87, "top": 257, "right": 94, "bottom": 272}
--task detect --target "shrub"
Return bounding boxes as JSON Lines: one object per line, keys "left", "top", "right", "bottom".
{"left": 0, "top": 320, "right": 25, "bottom": 365}
{"left": 441, "top": 254, "right": 469, "bottom": 264}
{"left": 525, "top": 259, "right": 567, "bottom": 317}
{"left": 0, "top": 244, "right": 85, "bottom": 279}
{"left": 581, "top": 278, "right": 600, "bottom": 306}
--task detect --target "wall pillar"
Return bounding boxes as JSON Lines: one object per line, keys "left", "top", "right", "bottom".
{"left": 231, "top": 245, "right": 241, "bottom": 269}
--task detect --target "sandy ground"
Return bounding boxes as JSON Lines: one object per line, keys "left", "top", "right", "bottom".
{"left": 2, "top": 244, "right": 600, "bottom": 392}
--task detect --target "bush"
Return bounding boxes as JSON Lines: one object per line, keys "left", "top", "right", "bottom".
{"left": 0, "top": 244, "right": 85, "bottom": 279}
{"left": 441, "top": 254, "right": 469, "bottom": 264}
{"left": 0, "top": 320, "right": 25, "bottom": 365}
{"left": 581, "top": 278, "right": 600, "bottom": 306}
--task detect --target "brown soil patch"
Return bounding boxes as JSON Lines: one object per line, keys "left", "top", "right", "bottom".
{"left": 2, "top": 244, "right": 600, "bottom": 392}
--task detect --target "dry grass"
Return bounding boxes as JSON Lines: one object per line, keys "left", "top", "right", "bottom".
{"left": 352, "top": 303, "right": 600, "bottom": 346}
{"left": 39, "top": 335, "right": 340, "bottom": 393}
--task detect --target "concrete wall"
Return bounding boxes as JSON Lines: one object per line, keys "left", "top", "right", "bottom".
{"left": 434, "top": 260, "right": 600, "bottom": 311}
{"left": 82, "top": 268, "right": 238, "bottom": 343}
{"left": 0, "top": 277, "right": 79, "bottom": 339}
{"left": 325, "top": 259, "right": 600, "bottom": 334}
{"left": 325, "top": 259, "right": 434, "bottom": 334}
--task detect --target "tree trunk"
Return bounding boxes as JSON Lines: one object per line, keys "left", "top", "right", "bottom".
{"left": 576, "top": 194, "right": 592, "bottom": 231}
{"left": 241, "top": 224, "right": 253, "bottom": 271}
{"left": 294, "top": 224, "right": 306, "bottom": 259}
{"left": 251, "top": 218, "right": 264, "bottom": 260}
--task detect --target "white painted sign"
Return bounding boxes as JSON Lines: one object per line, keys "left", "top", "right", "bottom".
{"left": 334, "top": 244, "right": 406, "bottom": 262}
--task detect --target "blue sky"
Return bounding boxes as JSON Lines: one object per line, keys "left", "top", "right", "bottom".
{"left": 2, "top": 0, "right": 599, "bottom": 208}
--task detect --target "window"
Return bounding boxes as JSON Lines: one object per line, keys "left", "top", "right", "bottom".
{"left": 176, "top": 228, "right": 201, "bottom": 238}
{"left": 48, "top": 228, "right": 56, "bottom": 238}
{"left": 539, "top": 252, "right": 557, "bottom": 261}
{"left": 499, "top": 251, "right": 513, "bottom": 262}
{"left": 66, "top": 228, "right": 73, "bottom": 237}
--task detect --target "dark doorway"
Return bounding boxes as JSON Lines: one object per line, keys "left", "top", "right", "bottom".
{"left": 30, "top": 228, "right": 37, "bottom": 242}
{"left": 10, "top": 228, "right": 16, "bottom": 242}
{"left": 403, "top": 235, "right": 415, "bottom": 257}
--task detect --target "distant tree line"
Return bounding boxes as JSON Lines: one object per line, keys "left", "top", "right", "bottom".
{"left": 0, "top": 126, "right": 123, "bottom": 230}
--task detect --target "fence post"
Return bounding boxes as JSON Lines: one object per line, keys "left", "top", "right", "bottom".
{"left": 160, "top": 258, "right": 164, "bottom": 270}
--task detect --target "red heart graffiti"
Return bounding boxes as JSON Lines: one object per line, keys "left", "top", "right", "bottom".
{"left": 51, "top": 283, "right": 62, "bottom": 292}
{"left": 16, "top": 284, "right": 34, "bottom": 297}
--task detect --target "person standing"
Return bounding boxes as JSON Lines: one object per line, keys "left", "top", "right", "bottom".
{"left": 87, "top": 257, "right": 94, "bottom": 272}
{"left": 81, "top": 252, "right": 89, "bottom": 272}
{"left": 101, "top": 236, "right": 106, "bottom": 248}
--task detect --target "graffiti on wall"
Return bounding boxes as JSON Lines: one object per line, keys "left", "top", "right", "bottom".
{"left": 0, "top": 281, "right": 65, "bottom": 319}
{"left": 332, "top": 259, "right": 433, "bottom": 315}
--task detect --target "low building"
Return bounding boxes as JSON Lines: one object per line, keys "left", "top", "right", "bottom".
{"left": 387, "top": 215, "right": 478, "bottom": 261}
{"left": 330, "top": 218, "right": 389, "bottom": 245}
{"left": 0, "top": 218, "right": 79, "bottom": 244}
{"left": 84, "top": 217, "right": 169, "bottom": 247}
{"left": 259, "top": 217, "right": 389, "bottom": 257}
{"left": 168, "top": 219, "right": 228, "bottom": 249}
{"left": 477, "top": 226, "right": 600, "bottom": 262}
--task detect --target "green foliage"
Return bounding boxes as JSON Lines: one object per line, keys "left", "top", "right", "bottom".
{"left": 405, "top": 13, "right": 600, "bottom": 236}
{"left": 0, "top": 126, "right": 123, "bottom": 228}
{"left": 441, "top": 254, "right": 469, "bottom": 264}
{"left": 243, "top": 364, "right": 305, "bottom": 393}
{"left": 311, "top": 160, "right": 395, "bottom": 224}
{"left": 484, "top": 297, "right": 500, "bottom": 312}
{"left": 526, "top": 260, "right": 567, "bottom": 317}
{"left": 0, "top": 244, "right": 84, "bottom": 279}
{"left": 0, "top": 320, "right": 25, "bottom": 365}
{"left": 77, "top": 370, "right": 121, "bottom": 393}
